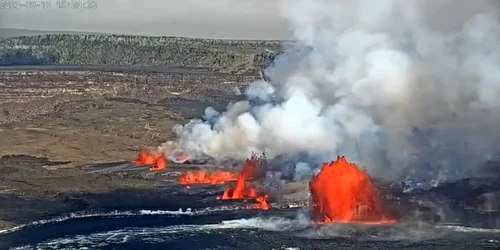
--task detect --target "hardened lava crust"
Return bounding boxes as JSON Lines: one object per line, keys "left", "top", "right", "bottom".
{"left": 0, "top": 66, "right": 256, "bottom": 230}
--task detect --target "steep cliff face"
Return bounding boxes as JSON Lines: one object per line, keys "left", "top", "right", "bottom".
{"left": 0, "top": 35, "right": 282, "bottom": 74}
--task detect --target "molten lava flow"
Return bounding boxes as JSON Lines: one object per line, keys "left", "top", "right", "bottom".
{"left": 150, "top": 155, "right": 167, "bottom": 171}
{"left": 218, "top": 154, "right": 264, "bottom": 200}
{"left": 132, "top": 151, "right": 167, "bottom": 171}
{"left": 178, "top": 170, "right": 238, "bottom": 185}
{"left": 133, "top": 151, "right": 158, "bottom": 165}
{"left": 217, "top": 153, "right": 270, "bottom": 210}
{"left": 246, "top": 195, "right": 270, "bottom": 211}
{"left": 309, "top": 156, "right": 396, "bottom": 224}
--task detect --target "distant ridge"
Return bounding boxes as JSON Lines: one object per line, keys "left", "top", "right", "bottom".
{"left": 0, "top": 28, "right": 286, "bottom": 42}
{"left": 0, "top": 33, "right": 282, "bottom": 73}
{"left": 0, "top": 28, "right": 110, "bottom": 38}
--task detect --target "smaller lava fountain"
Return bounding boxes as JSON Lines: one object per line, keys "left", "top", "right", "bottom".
{"left": 309, "top": 156, "right": 396, "bottom": 224}
{"left": 245, "top": 195, "right": 270, "bottom": 210}
{"left": 217, "top": 153, "right": 270, "bottom": 210}
{"left": 178, "top": 170, "right": 238, "bottom": 185}
{"left": 132, "top": 151, "right": 167, "bottom": 171}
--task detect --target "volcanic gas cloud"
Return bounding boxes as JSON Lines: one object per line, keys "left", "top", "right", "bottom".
{"left": 170, "top": 0, "right": 500, "bottom": 187}
{"left": 159, "top": 142, "right": 191, "bottom": 164}
{"left": 309, "top": 156, "right": 396, "bottom": 224}
{"left": 217, "top": 153, "right": 270, "bottom": 210}
{"left": 132, "top": 151, "right": 167, "bottom": 171}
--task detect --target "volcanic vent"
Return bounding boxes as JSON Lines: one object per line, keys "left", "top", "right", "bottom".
{"left": 178, "top": 170, "right": 238, "bottom": 185}
{"left": 217, "top": 153, "right": 270, "bottom": 210}
{"left": 309, "top": 156, "right": 396, "bottom": 224}
{"left": 132, "top": 150, "right": 167, "bottom": 171}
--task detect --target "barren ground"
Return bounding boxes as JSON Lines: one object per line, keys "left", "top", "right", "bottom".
{"left": 0, "top": 66, "right": 258, "bottom": 230}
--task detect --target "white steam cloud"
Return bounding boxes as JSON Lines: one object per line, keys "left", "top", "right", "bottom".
{"left": 171, "top": 0, "right": 500, "bottom": 182}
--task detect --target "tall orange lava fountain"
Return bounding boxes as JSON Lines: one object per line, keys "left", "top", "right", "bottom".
{"left": 132, "top": 151, "right": 167, "bottom": 171}
{"left": 309, "top": 156, "right": 396, "bottom": 224}
{"left": 217, "top": 153, "right": 270, "bottom": 210}
{"left": 178, "top": 170, "right": 238, "bottom": 185}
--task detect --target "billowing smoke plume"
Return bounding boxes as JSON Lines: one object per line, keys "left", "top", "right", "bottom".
{"left": 171, "top": 0, "right": 500, "bottom": 183}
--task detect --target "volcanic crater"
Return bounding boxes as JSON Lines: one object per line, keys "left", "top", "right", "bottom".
{"left": 0, "top": 65, "right": 499, "bottom": 238}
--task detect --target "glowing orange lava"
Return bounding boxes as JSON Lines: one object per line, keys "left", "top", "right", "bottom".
{"left": 132, "top": 151, "right": 167, "bottom": 171}
{"left": 246, "top": 195, "right": 270, "bottom": 210}
{"left": 309, "top": 156, "right": 396, "bottom": 224}
{"left": 217, "top": 153, "right": 270, "bottom": 210}
{"left": 178, "top": 170, "right": 238, "bottom": 185}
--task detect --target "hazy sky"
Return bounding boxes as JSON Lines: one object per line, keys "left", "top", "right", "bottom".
{"left": 2, "top": 0, "right": 499, "bottom": 39}
{"left": 0, "top": 0, "right": 292, "bottom": 39}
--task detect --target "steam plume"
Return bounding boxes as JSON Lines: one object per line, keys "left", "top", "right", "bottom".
{"left": 171, "top": 0, "right": 500, "bottom": 183}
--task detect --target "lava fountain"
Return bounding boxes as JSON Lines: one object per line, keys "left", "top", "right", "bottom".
{"left": 178, "top": 170, "right": 238, "bottom": 185}
{"left": 309, "top": 156, "right": 396, "bottom": 224}
{"left": 217, "top": 153, "right": 270, "bottom": 210}
{"left": 132, "top": 151, "right": 167, "bottom": 171}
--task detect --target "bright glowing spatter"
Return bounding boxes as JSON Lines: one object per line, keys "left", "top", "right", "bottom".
{"left": 217, "top": 153, "right": 270, "bottom": 210}
{"left": 178, "top": 170, "right": 238, "bottom": 185}
{"left": 309, "top": 156, "right": 396, "bottom": 224}
{"left": 132, "top": 151, "right": 167, "bottom": 171}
